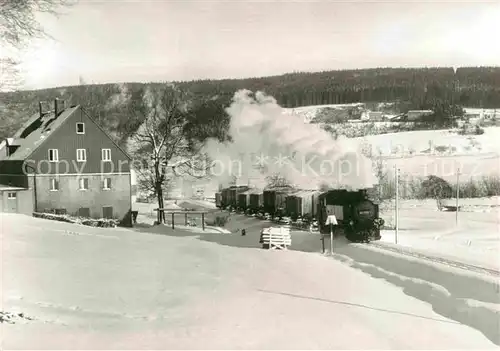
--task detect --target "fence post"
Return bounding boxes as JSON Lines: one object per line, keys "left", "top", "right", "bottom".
{"left": 395, "top": 166, "right": 399, "bottom": 244}
{"left": 171, "top": 212, "right": 174, "bottom": 229}
{"left": 456, "top": 168, "right": 460, "bottom": 225}
{"left": 330, "top": 222, "right": 334, "bottom": 255}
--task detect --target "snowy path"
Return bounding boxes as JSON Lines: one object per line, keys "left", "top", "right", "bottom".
{"left": 1, "top": 214, "right": 498, "bottom": 349}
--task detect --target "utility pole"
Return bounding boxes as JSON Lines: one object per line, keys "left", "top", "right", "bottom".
{"left": 395, "top": 166, "right": 399, "bottom": 244}
{"left": 330, "top": 221, "right": 334, "bottom": 255}
{"left": 456, "top": 168, "right": 460, "bottom": 225}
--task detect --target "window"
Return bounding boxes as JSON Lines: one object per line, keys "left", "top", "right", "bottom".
{"left": 48, "top": 149, "right": 59, "bottom": 162}
{"left": 103, "top": 177, "right": 111, "bottom": 190}
{"left": 101, "top": 148, "right": 111, "bottom": 162}
{"left": 76, "top": 149, "right": 87, "bottom": 162}
{"left": 102, "top": 206, "right": 113, "bottom": 219}
{"left": 78, "top": 207, "right": 90, "bottom": 217}
{"left": 76, "top": 122, "right": 85, "bottom": 134}
{"left": 78, "top": 178, "right": 89, "bottom": 190}
{"left": 7, "top": 192, "right": 16, "bottom": 199}
{"left": 50, "top": 178, "right": 59, "bottom": 191}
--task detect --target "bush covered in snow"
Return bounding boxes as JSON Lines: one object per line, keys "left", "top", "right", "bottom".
{"left": 205, "top": 214, "right": 230, "bottom": 227}
{"left": 33, "top": 212, "right": 119, "bottom": 228}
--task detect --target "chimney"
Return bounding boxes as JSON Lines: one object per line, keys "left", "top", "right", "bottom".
{"left": 39, "top": 101, "right": 51, "bottom": 117}
{"left": 54, "top": 98, "right": 66, "bottom": 117}
{"left": 39, "top": 101, "right": 45, "bottom": 117}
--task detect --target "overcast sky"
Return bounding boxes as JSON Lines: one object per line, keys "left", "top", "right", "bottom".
{"left": 14, "top": 0, "right": 500, "bottom": 90}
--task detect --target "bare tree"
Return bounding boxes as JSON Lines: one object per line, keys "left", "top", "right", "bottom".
{"left": 0, "top": 58, "right": 22, "bottom": 91}
{"left": 128, "top": 84, "right": 212, "bottom": 223}
{"left": 265, "top": 173, "right": 291, "bottom": 188}
{"left": 0, "top": 0, "right": 75, "bottom": 90}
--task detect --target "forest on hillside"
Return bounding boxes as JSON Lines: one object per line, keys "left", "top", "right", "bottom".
{"left": 0, "top": 66, "right": 499, "bottom": 146}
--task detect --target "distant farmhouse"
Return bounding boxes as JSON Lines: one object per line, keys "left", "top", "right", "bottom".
{"left": 464, "top": 108, "right": 500, "bottom": 121}
{"left": 360, "top": 111, "right": 384, "bottom": 121}
{"left": 407, "top": 110, "right": 434, "bottom": 121}
{"left": 0, "top": 99, "right": 133, "bottom": 226}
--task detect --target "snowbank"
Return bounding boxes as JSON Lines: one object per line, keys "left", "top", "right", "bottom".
{"left": 379, "top": 229, "right": 500, "bottom": 272}
{"left": 330, "top": 239, "right": 500, "bottom": 345}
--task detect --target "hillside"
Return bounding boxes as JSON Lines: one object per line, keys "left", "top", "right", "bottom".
{"left": 1, "top": 66, "right": 499, "bottom": 145}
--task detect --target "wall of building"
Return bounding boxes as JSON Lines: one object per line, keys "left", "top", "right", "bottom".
{"left": 0, "top": 189, "right": 33, "bottom": 215}
{"left": 34, "top": 173, "right": 131, "bottom": 221}
{"left": 16, "top": 189, "right": 33, "bottom": 214}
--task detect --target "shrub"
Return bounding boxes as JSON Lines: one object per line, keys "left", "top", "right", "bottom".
{"left": 79, "top": 218, "right": 118, "bottom": 228}
{"left": 481, "top": 175, "right": 500, "bottom": 197}
{"left": 205, "top": 214, "right": 230, "bottom": 227}
{"left": 302, "top": 213, "right": 313, "bottom": 224}
{"left": 33, "top": 212, "right": 75, "bottom": 223}
{"left": 32, "top": 212, "right": 119, "bottom": 227}
{"left": 434, "top": 145, "right": 449, "bottom": 153}
{"left": 419, "top": 175, "right": 453, "bottom": 199}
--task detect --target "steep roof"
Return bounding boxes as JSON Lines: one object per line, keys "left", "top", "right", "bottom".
{"left": 288, "top": 190, "right": 321, "bottom": 197}
{"left": 0, "top": 106, "right": 79, "bottom": 161}
{"left": 0, "top": 105, "right": 131, "bottom": 162}
{"left": 240, "top": 188, "right": 263, "bottom": 195}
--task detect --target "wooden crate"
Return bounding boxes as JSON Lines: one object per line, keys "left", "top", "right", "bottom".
{"left": 260, "top": 227, "right": 291, "bottom": 250}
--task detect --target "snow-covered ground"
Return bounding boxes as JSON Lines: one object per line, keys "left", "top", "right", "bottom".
{"left": 360, "top": 127, "right": 500, "bottom": 156}
{"left": 378, "top": 198, "right": 500, "bottom": 271}
{"left": 358, "top": 127, "right": 500, "bottom": 180}
{"left": 2, "top": 213, "right": 498, "bottom": 349}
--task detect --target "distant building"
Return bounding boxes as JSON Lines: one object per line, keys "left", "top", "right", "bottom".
{"left": 407, "top": 110, "right": 433, "bottom": 121}
{"left": 368, "top": 111, "right": 384, "bottom": 121}
{"left": 360, "top": 110, "right": 384, "bottom": 121}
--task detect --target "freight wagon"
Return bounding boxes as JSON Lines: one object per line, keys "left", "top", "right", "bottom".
{"left": 215, "top": 192, "right": 222, "bottom": 208}
{"left": 237, "top": 188, "right": 263, "bottom": 211}
{"left": 221, "top": 188, "right": 230, "bottom": 208}
{"left": 249, "top": 191, "right": 264, "bottom": 213}
{"left": 285, "top": 190, "right": 321, "bottom": 219}
{"left": 227, "top": 186, "right": 250, "bottom": 209}
{"left": 263, "top": 186, "right": 295, "bottom": 218}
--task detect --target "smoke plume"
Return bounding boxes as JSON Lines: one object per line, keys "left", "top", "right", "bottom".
{"left": 105, "top": 83, "right": 130, "bottom": 110}
{"left": 203, "top": 90, "right": 377, "bottom": 190}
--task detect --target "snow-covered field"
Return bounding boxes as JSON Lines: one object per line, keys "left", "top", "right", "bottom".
{"left": 358, "top": 127, "right": 500, "bottom": 181}
{"left": 360, "top": 127, "right": 500, "bottom": 156}
{"left": 378, "top": 198, "right": 500, "bottom": 271}
{"left": 2, "top": 213, "right": 499, "bottom": 349}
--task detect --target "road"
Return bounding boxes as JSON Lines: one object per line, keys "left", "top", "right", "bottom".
{"left": 1, "top": 213, "right": 497, "bottom": 349}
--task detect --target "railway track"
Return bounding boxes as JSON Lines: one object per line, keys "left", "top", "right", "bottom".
{"left": 368, "top": 241, "right": 500, "bottom": 278}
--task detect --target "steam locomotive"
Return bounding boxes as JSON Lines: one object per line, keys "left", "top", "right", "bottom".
{"left": 317, "top": 189, "right": 383, "bottom": 242}
{"left": 215, "top": 186, "right": 384, "bottom": 243}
